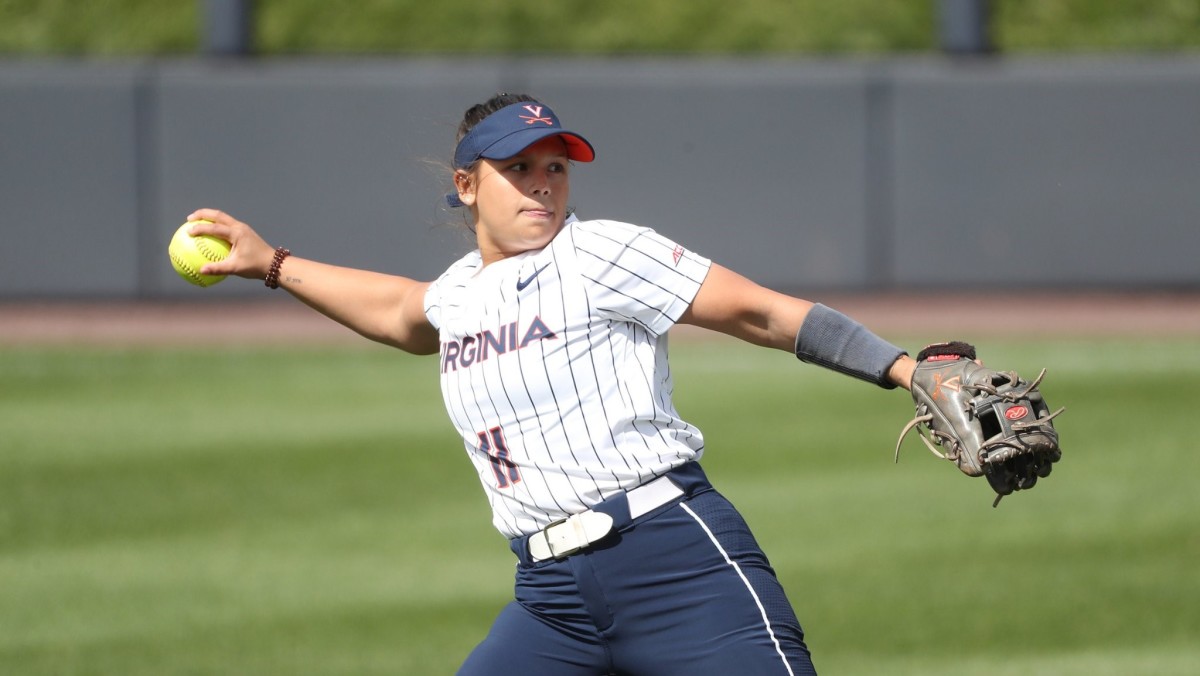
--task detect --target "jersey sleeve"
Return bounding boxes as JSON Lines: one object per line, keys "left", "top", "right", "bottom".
{"left": 571, "top": 220, "right": 712, "bottom": 336}
{"left": 422, "top": 279, "right": 442, "bottom": 330}
{"left": 423, "top": 250, "right": 481, "bottom": 331}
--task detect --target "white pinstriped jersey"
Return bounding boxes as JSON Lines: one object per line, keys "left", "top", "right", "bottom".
{"left": 423, "top": 217, "right": 713, "bottom": 538}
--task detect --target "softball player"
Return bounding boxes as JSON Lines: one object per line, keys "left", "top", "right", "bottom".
{"left": 190, "top": 92, "right": 917, "bottom": 675}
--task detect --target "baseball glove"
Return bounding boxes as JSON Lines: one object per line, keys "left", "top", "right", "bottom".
{"left": 894, "top": 341, "right": 1064, "bottom": 507}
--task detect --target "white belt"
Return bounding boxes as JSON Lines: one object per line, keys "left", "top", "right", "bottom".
{"left": 527, "top": 475, "right": 686, "bottom": 562}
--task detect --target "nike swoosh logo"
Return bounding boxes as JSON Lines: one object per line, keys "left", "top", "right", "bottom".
{"left": 516, "top": 263, "right": 551, "bottom": 291}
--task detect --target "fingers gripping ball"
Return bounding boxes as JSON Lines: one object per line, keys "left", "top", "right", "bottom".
{"left": 894, "top": 341, "right": 1065, "bottom": 507}
{"left": 169, "top": 221, "right": 231, "bottom": 287}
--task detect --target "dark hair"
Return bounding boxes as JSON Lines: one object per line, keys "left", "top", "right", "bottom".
{"left": 456, "top": 92, "right": 537, "bottom": 146}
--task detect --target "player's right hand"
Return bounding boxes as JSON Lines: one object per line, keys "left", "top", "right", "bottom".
{"left": 186, "top": 209, "right": 275, "bottom": 281}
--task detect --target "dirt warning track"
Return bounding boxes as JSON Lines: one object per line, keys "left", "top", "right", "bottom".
{"left": 1, "top": 291, "right": 1197, "bottom": 347}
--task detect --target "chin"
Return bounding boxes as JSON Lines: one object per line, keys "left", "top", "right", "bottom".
{"left": 523, "top": 225, "right": 562, "bottom": 248}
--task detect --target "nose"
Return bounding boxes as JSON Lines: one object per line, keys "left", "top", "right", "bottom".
{"left": 529, "top": 168, "right": 552, "bottom": 196}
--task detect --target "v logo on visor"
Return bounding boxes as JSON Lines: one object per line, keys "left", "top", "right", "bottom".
{"left": 520, "top": 105, "right": 553, "bottom": 126}
{"left": 516, "top": 263, "right": 551, "bottom": 291}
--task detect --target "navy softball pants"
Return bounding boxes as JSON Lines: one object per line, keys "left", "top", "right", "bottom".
{"left": 457, "top": 464, "right": 817, "bottom": 675}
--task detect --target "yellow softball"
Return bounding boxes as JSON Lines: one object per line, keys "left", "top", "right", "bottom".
{"left": 168, "top": 220, "right": 231, "bottom": 287}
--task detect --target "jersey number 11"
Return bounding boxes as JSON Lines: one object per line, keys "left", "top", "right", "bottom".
{"left": 477, "top": 426, "right": 521, "bottom": 488}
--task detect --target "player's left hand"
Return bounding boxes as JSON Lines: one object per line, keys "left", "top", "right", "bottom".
{"left": 894, "top": 341, "right": 1065, "bottom": 507}
{"left": 186, "top": 209, "right": 276, "bottom": 280}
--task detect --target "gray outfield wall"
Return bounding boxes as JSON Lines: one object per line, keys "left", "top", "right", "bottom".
{"left": 2, "top": 56, "right": 1198, "bottom": 299}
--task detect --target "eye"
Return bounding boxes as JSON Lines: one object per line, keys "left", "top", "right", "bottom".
{"left": 548, "top": 162, "right": 567, "bottom": 174}
{"left": 506, "top": 162, "right": 527, "bottom": 172}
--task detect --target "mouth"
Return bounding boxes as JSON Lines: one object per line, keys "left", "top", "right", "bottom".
{"left": 520, "top": 207, "right": 556, "bottom": 220}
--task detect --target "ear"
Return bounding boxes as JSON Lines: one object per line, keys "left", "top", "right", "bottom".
{"left": 454, "top": 170, "right": 477, "bottom": 207}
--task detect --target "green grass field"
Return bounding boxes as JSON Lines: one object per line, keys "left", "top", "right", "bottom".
{"left": 2, "top": 336, "right": 1198, "bottom": 674}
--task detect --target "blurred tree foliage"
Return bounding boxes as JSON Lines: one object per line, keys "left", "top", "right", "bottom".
{"left": 996, "top": 0, "right": 1200, "bottom": 51}
{"left": 1, "top": 0, "right": 1197, "bottom": 56}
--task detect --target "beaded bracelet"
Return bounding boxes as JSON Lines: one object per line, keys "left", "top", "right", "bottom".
{"left": 265, "top": 247, "right": 291, "bottom": 289}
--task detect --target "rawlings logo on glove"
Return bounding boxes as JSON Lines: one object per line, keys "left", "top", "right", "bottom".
{"left": 895, "top": 341, "right": 1065, "bottom": 507}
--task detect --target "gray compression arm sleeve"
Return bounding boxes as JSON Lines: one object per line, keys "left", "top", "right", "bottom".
{"left": 794, "top": 303, "right": 907, "bottom": 389}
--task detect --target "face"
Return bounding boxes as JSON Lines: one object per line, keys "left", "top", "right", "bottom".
{"left": 456, "top": 136, "right": 571, "bottom": 265}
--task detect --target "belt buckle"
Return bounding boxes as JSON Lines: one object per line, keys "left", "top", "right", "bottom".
{"left": 541, "top": 516, "right": 585, "bottom": 559}
{"left": 531, "top": 510, "right": 615, "bottom": 561}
